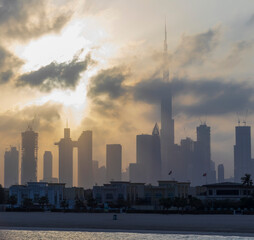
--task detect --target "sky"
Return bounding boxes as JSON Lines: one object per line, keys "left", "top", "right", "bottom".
{"left": 1, "top": 0, "right": 254, "bottom": 185}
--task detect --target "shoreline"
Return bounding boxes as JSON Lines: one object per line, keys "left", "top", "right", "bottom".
{"left": 1, "top": 226, "right": 254, "bottom": 237}
{"left": 0, "top": 212, "right": 254, "bottom": 235}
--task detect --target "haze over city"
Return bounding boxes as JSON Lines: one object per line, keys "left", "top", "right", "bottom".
{"left": 1, "top": 0, "right": 254, "bottom": 186}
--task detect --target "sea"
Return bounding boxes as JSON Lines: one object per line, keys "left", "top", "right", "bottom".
{"left": 0, "top": 229, "right": 254, "bottom": 240}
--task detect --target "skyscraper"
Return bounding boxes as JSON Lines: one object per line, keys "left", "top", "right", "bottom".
{"left": 55, "top": 128, "right": 76, "bottom": 187}
{"left": 106, "top": 144, "right": 122, "bottom": 182}
{"left": 78, "top": 131, "right": 93, "bottom": 189}
{"left": 234, "top": 125, "right": 251, "bottom": 183}
{"left": 136, "top": 123, "right": 161, "bottom": 184}
{"left": 160, "top": 22, "right": 175, "bottom": 179}
{"left": 194, "top": 123, "right": 216, "bottom": 185}
{"left": 4, "top": 147, "right": 19, "bottom": 187}
{"left": 218, "top": 164, "right": 225, "bottom": 183}
{"left": 21, "top": 127, "right": 38, "bottom": 185}
{"left": 43, "top": 151, "right": 53, "bottom": 182}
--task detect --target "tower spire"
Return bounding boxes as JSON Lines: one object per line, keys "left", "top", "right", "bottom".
{"left": 163, "top": 17, "right": 169, "bottom": 82}
{"left": 164, "top": 17, "right": 167, "bottom": 52}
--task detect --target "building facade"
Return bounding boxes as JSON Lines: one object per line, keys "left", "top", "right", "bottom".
{"left": 4, "top": 147, "right": 19, "bottom": 187}
{"left": 78, "top": 131, "right": 93, "bottom": 189}
{"left": 106, "top": 144, "right": 122, "bottom": 182}
{"left": 21, "top": 127, "right": 38, "bottom": 185}
{"left": 55, "top": 128, "right": 77, "bottom": 187}
{"left": 234, "top": 126, "right": 252, "bottom": 183}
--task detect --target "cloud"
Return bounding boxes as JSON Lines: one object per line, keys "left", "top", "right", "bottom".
{"left": 0, "top": 45, "right": 23, "bottom": 84}
{"left": 0, "top": 102, "right": 62, "bottom": 135}
{"left": 222, "top": 40, "right": 254, "bottom": 67}
{"left": 134, "top": 78, "right": 254, "bottom": 116}
{"left": 86, "top": 64, "right": 254, "bottom": 117}
{"left": 17, "top": 54, "right": 91, "bottom": 91}
{"left": 173, "top": 27, "right": 220, "bottom": 66}
{"left": 0, "top": 0, "right": 72, "bottom": 41}
{"left": 246, "top": 14, "right": 254, "bottom": 26}
{"left": 88, "top": 67, "right": 129, "bottom": 99}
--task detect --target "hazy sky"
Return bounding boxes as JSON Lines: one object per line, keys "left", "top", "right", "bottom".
{"left": 1, "top": 0, "right": 254, "bottom": 185}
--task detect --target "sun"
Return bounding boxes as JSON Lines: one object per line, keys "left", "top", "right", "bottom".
{"left": 11, "top": 16, "right": 119, "bottom": 126}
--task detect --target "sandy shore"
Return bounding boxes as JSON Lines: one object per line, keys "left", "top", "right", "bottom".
{"left": 0, "top": 212, "right": 254, "bottom": 234}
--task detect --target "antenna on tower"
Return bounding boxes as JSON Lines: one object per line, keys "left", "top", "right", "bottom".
{"left": 236, "top": 112, "right": 240, "bottom": 126}
{"left": 66, "top": 119, "right": 68, "bottom": 128}
{"left": 243, "top": 109, "right": 249, "bottom": 126}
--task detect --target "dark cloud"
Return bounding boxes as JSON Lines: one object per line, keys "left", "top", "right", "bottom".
{"left": 173, "top": 27, "right": 220, "bottom": 66}
{"left": 0, "top": 45, "right": 23, "bottom": 84}
{"left": 0, "top": 102, "right": 62, "bottom": 134}
{"left": 134, "top": 78, "right": 254, "bottom": 116}
{"left": 0, "top": 0, "right": 72, "bottom": 41}
{"left": 88, "top": 67, "right": 129, "bottom": 99}
{"left": 87, "top": 65, "right": 254, "bottom": 117}
{"left": 17, "top": 54, "right": 91, "bottom": 92}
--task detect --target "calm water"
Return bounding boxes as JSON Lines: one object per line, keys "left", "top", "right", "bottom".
{"left": 0, "top": 229, "right": 254, "bottom": 240}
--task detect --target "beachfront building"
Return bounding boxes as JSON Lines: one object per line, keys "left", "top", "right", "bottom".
{"left": 93, "top": 180, "right": 190, "bottom": 208}
{"left": 9, "top": 182, "right": 65, "bottom": 208}
{"left": 198, "top": 182, "right": 254, "bottom": 201}
{"left": 64, "top": 187, "right": 85, "bottom": 209}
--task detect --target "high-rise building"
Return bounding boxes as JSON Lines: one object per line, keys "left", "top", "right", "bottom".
{"left": 21, "top": 127, "right": 38, "bottom": 185}
{"left": 106, "top": 144, "right": 122, "bottom": 182}
{"left": 4, "top": 147, "right": 19, "bottom": 187}
{"left": 160, "top": 22, "right": 175, "bottom": 179}
{"left": 193, "top": 123, "right": 216, "bottom": 185}
{"left": 43, "top": 151, "right": 53, "bottom": 181}
{"left": 179, "top": 137, "right": 195, "bottom": 183}
{"left": 234, "top": 125, "right": 252, "bottom": 183}
{"left": 136, "top": 123, "right": 161, "bottom": 184}
{"left": 218, "top": 164, "right": 225, "bottom": 183}
{"left": 55, "top": 128, "right": 76, "bottom": 187}
{"left": 77, "top": 131, "right": 93, "bottom": 189}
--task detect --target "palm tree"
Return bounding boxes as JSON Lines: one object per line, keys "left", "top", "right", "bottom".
{"left": 241, "top": 174, "right": 253, "bottom": 186}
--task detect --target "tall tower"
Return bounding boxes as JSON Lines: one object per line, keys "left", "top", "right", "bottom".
{"left": 218, "top": 164, "right": 225, "bottom": 183}
{"left": 43, "top": 151, "right": 53, "bottom": 181}
{"left": 55, "top": 128, "right": 77, "bottom": 187}
{"left": 21, "top": 127, "right": 38, "bottom": 184}
{"left": 234, "top": 126, "right": 251, "bottom": 183}
{"left": 160, "top": 21, "right": 175, "bottom": 179}
{"left": 136, "top": 123, "right": 161, "bottom": 184}
{"left": 78, "top": 131, "right": 93, "bottom": 189}
{"left": 4, "top": 147, "right": 19, "bottom": 187}
{"left": 106, "top": 144, "right": 122, "bottom": 182}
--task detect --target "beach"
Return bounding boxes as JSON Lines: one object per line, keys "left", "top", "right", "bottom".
{"left": 0, "top": 212, "right": 254, "bottom": 234}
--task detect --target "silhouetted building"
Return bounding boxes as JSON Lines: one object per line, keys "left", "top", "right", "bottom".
{"left": 21, "top": 127, "right": 38, "bottom": 185}
{"left": 129, "top": 163, "right": 143, "bottom": 183}
{"left": 106, "top": 144, "right": 122, "bottom": 182}
{"left": 218, "top": 164, "right": 225, "bottom": 183}
{"left": 43, "top": 151, "right": 53, "bottom": 182}
{"left": 78, "top": 131, "right": 93, "bottom": 189}
{"left": 4, "top": 147, "right": 19, "bottom": 187}
{"left": 55, "top": 128, "right": 76, "bottom": 187}
{"left": 193, "top": 123, "right": 216, "bottom": 185}
{"left": 122, "top": 167, "right": 129, "bottom": 182}
{"left": 179, "top": 137, "right": 195, "bottom": 183}
{"left": 160, "top": 23, "right": 175, "bottom": 180}
{"left": 234, "top": 125, "right": 252, "bottom": 183}
{"left": 136, "top": 123, "right": 161, "bottom": 184}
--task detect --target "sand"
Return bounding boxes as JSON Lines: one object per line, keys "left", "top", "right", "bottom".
{"left": 0, "top": 212, "right": 253, "bottom": 234}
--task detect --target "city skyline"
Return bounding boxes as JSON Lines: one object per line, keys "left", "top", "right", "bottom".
{"left": 1, "top": 1, "right": 254, "bottom": 186}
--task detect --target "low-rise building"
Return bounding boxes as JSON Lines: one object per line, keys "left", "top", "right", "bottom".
{"left": 198, "top": 182, "right": 254, "bottom": 201}
{"left": 9, "top": 182, "right": 65, "bottom": 208}
{"left": 93, "top": 180, "right": 190, "bottom": 208}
